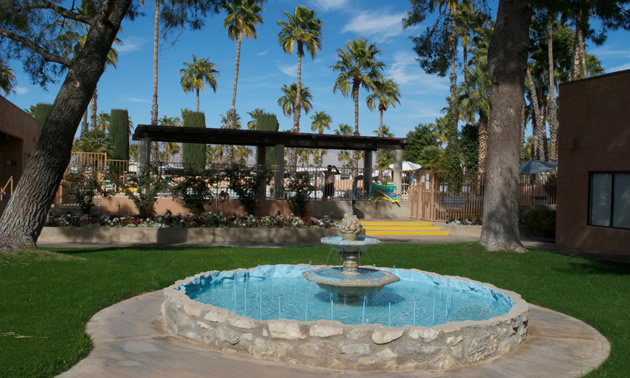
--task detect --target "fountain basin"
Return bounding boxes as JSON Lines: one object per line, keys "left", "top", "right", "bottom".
{"left": 161, "top": 265, "right": 529, "bottom": 371}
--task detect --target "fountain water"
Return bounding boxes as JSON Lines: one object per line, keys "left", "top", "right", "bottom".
{"left": 303, "top": 236, "right": 399, "bottom": 303}
{"left": 161, "top": 217, "right": 529, "bottom": 371}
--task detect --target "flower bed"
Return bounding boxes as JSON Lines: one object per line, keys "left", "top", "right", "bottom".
{"left": 46, "top": 213, "right": 337, "bottom": 229}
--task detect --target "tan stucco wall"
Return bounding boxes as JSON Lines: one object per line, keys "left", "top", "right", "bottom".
{"left": 556, "top": 70, "right": 630, "bottom": 255}
{"left": 0, "top": 96, "right": 40, "bottom": 186}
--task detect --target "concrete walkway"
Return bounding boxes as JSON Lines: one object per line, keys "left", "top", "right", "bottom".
{"left": 59, "top": 291, "right": 609, "bottom": 378}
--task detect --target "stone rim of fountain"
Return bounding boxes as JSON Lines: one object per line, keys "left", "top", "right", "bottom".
{"left": 161, "top": 264, "right": 529, "bottom": 371}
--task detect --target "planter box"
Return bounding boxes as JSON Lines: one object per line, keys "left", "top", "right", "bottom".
{"left": 39, "top": 227, "right": 339, "bottom": 245}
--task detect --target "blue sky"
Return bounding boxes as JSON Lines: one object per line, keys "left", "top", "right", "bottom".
{"left": 5, "top": 0, "right": 630, "bottom": 141}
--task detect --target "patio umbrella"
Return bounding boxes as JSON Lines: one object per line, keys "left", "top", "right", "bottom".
{"left": 388, "top": 161, "right": 422, "bottom": 171}
{"left": 519, "top": 160, "right": 557, "bottom": 175}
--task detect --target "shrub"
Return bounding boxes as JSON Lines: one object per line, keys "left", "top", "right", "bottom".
{"left": 125, "top": 175, "right": 165, "bottom": 217}
{"left": 64, "top": 168, "right": 103, "bottom": 215}
{"left": 172, "top": 168, "right": 218, "bottom": 215}
{"left": 224, "top": 164, "right": 269, "bottom": 215}
{"left": 525, "top": 209, "right": 556, "bottom": 238}
{"left": 109, "top": 109, "right": 129, "bottom": 160}
{"left": 287, "top": 172, "right": 314, "bottom": 217}
{"left": 182, "top": 111, "right": 206, "bottom": 170}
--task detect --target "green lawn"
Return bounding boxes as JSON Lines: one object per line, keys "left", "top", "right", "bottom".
{"left": 1, "top": 243, "right": 629, "bottom": 377}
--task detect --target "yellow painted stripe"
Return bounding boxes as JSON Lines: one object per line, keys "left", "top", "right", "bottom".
{"left": 366, "top": 230, "right": 449, "bottom": 236}
{"left": 361, "top": 221, "right": 433, "bottom": 226}
{"left": 362, "top": 226, "right": 442, "bottom": 231}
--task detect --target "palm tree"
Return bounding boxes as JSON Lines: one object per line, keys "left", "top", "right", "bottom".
{"left": 459, "top": 25, "right": 491, "bottom": 173}
{"left": 233, "top": 146, "right": 253, "bottom": 164}
{"left": 220, "top": 110, "right": 242, "bottom": 129}
{"left": 278, "top": 83, "right": 313, "bottom": 118}
{"left": 72, "top": 129, "right": 112, "bottom": 154}
{"left": 335, "top": 123, "right": 353, "bottom": 169}
{"left": 0, "top": 60, "right": 16, "bottom": 95}
{"left": 180, "top": 55, "right": 219, "bottom": 112}
{"left": 332, "top": 38, "right": 384, "bottom": 172}
{"left": 297, "top": 148, "right": 311, "bottom": 167}
{"left": 310, "top": 111, "right": 331, "bottom": 167}
{"left": 223, "top": 0, "right": 264, "bottom": 130}
{"left": 277, "top": 5, "right": 323, "bottom": 167}
{"left": 247, "top": 108, "right": 265, "bottom": 129}
{"left": 366, "top": 77, "right": 400, "bottom": 137}
{"left": 151, "top": 0, "right": 160, "bottom": 126}
{"left": 158, "top": 116, "right": 182, "bottom": 162}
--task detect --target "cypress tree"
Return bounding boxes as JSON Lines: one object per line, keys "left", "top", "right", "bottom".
{"left": 30, "top": 103, "right": 53, "bottom": 129}
{"left": 255, "top": 112, "right": 279, "bottom": 167}
{"left": 183, "top": 111, "right": 206, "bottom": 170}
{"left": 109, "top": 109, "right": 129, "bottom": 160}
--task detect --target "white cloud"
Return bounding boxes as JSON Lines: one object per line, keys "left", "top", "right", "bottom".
{"left": 307, "top": 0, "right": 349, "bottom": 12}
{"left": 122, "top": 96, "right": 149, "bottom": 103}
{"left": 117, "top": 36, "right": 145, "bottom": 53}
{"left": 386, "top": 50, "right": 449, "bottom": 89}
{"left": 591, "top": 45, "right": 630, "bottom": 57}
{"left": 256, "top": 50, "right": 268, "bottom": 56}
{"left": 608, "top": 62, "right": 630, "bottom": 72}
{"left": 342, "top": 10, "right": 406, "bottom": 42}
{"left": 279, "top": 64, "right": 297, "bottom": 77}
{"left": 14, "top": 87, "right": 28, "bottom": 95}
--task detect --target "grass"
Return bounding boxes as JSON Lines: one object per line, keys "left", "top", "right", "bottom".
{"left": 1, "top": 243, "right": 629, "bottom": 377}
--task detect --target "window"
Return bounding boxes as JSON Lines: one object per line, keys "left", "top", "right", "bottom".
{"left": 589, "top": 172, "right": 630, "bottom": 229}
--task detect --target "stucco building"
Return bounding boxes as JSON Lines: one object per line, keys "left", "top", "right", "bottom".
{"left": 0, "top": 96, "right": 41, "bottom": 210}
{"left": 556, "top": 69, "right": 630, "bottom": 256}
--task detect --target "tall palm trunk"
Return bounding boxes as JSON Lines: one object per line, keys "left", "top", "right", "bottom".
{"left": 478, "top": 111, "right": 488, "bottom": 173}
{"left": 352, "top": 80, "right": 360, "bottom": 175}
{"left": 547, "top": 22, "right": 559, "bottom": 161}
{"left": 230, "top": 32, "right": 242, "bottom": 127}
{"left": 151, "top": 0, "right": 159, "bottom": 125}
{"left": 151, "top": 0, "right": 160, "bottom": 168}
{"left": 195, "top": 88, "right": 200, "bottom": 112}
{"left": 227, "top": 32, "right": 243, "bottom": 163}
{"left": 570, "top": 8, "right": 588, "bottom": 81}
{"left": 526, "top": 67, "right": 545, "bottom": 160}
{"left": 379, "top": 108, "right": 384, "bottom": 137}
{"left": 289, "top": 47, "right": 304, "bottom": 170}
{"left": 520, "top": 102, "right": 526, "bottom": 161}
{"left": 81, "top": 109, "right": 89, "bottom": 137}
{"left": 90, "top": 88, "right": 97, "bottom": 130}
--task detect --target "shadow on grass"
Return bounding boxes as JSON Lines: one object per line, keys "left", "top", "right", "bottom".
{"left": 556, "top": 258, "right": 630, "bottom": 276}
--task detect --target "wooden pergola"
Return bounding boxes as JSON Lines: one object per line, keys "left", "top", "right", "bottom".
{"left": 132, "top": 125, "right": 407, "bottom": 199}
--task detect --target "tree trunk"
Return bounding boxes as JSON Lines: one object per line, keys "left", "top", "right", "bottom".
{"left": 90, "top": 88, "right": 97, "bottom": 129}
{"left": 151, "top": 0, "right": 160, "bottom": 168}
{"left": 379, "top": 109, "right": 384, "bottom": 137}
{"left": 478, "top": 111, "right": 488, "bottom": 173}
{"left": 352, "top": 81, "right": 360, "bottom": 175}
{"left": 547, "top": 21, "right": 559, "bottom": 162}
{"left": 81, "top": 108, "right": 89, "bottom": 137}
{"left": 227, "top": 32, "right": 243, "bottom": 164}
{"left": 520, "top": 102, "right": 526, "bottom": 161}
{"left": 0, "top": 0, "right": 133, "bottom": 251}
{"left": 526, "top": 67, "right": 544, "bottom": 160}
{"left": 196, "top": 88, "right": 200, "bottom": 112}
{"left": 289, "top": 48, "right": 303, "bottom": 171}
{"left": 479, "top": 0, "right": 532, "bottom": 252}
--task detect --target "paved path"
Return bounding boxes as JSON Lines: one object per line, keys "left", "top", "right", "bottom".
{"left": 59, "top": 291, "right": 609, "bottom": 378}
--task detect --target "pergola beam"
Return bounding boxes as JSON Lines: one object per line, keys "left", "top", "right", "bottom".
{"left": 132, "top": 125, "right": 406, "bottom": 151}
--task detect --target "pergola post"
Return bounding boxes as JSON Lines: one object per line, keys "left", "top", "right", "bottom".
{"left": 274, "top": 144, "right": 284, "bottom": 199}
{"left": 256, "top": 146, "right": 267, "bottom": 200}
{"left": 363, "top": 150, "right": 373, "bottom": 199}
{"left": 393, "top": 149, "right": 403, "bottom": 196}
{"left": 138, "top": 137, "right": 151, "bottom": 177}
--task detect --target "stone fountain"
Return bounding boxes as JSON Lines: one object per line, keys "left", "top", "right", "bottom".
{"left": 303, "top": 214, "right": 399, "bottom": 303}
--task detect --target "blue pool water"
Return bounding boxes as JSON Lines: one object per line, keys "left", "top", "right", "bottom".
{"left": 182, "top": 265, "right": 513, "bottom": 328}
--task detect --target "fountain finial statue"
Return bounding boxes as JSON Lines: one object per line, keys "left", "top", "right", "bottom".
{"left": 338, "top": 212, "right": 362, "bottom": 241}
